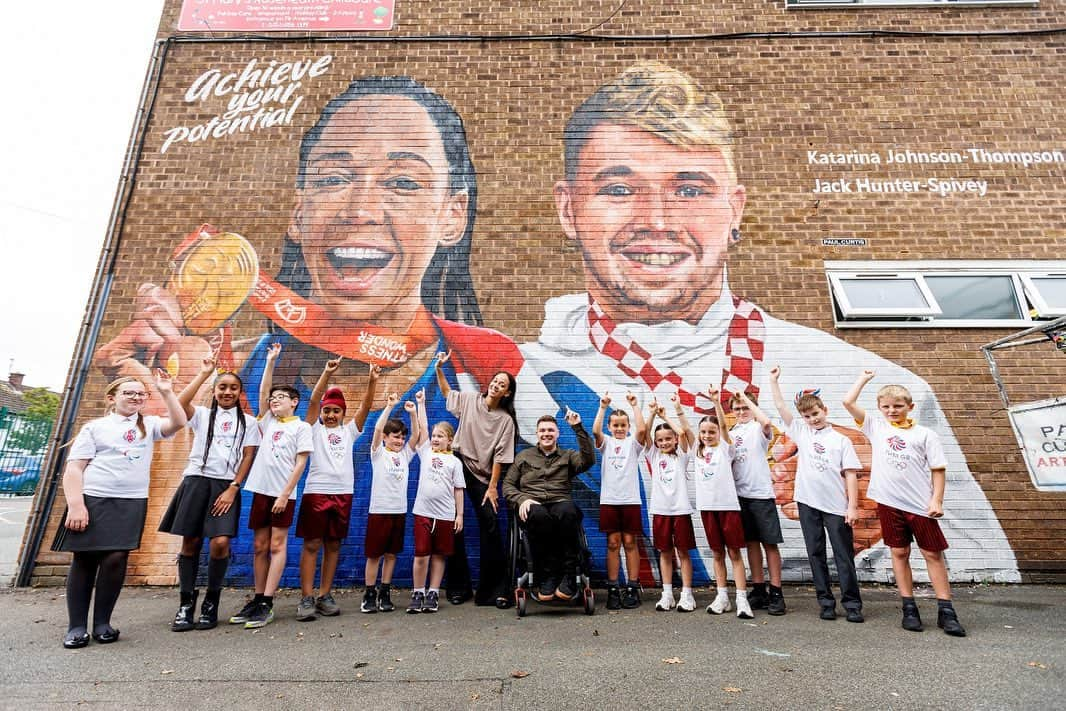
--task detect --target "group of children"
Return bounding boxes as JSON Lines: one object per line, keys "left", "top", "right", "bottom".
{"left": 56, "top": 350, "right": 966, "bottom": 649}
{"left": 590, "top": 367, "right": 965, "bottom": 637}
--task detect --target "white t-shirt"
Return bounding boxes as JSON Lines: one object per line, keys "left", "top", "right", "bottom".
{"left": 244, "top": 414, "right": 313, "bottom": 497}
{"left": 69, "top": 413, "right": 169, "bottom": 499}
{"left": 863, "top": 416, "right": 948, "bottom": 518}
{"left": 645, "top": 445, "right": 693, "bottom": 515}
{"left": 369, "top": 443, "right": 415, "bottom": 515}
{"left": 304, "top": 420, "right": 362, "bottom": 495}
{"left": 412, "top": 442, "right": 465, "bottom": 521}
{"left": 181, "top": 405, "right": 261, "bottom": 480}
{"left": 730, "top": 420, "right": 775, "bottom": 499}
{"left": 693, "top": 442, "right": 739, "bottom": 512}
{"left": 597, "top": 434, "right": 643, "bottom": 505}
{"left": 788, "top": 421, "right": 862, "bottom": 517}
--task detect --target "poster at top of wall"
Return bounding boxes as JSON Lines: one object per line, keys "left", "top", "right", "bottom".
{"left": 178, "top": 0, "right": 395, "bottom": 32}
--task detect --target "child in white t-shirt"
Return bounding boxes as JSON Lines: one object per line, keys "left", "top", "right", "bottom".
{"left": 729, "top": 391, "right": 786, "bottom": 615}
{"left": 693, "top": 385, "right": 752, "bottom": 619}
{"left": 55, "top": 371, "right": 186, "bottom": 649}
{"left": 234, "top": 343, "right": 313, "bottom": 629}
{"left": 769, "top": 367, "right": 863, "bottom": 623}
{"left": 591, "top": 391, "right": 647, "bottom": 610}
{"left": 645, "top": 395, "right": 697, "bottom": 613}
{"left": 362, "top": 391, "right": 420, "bottom": 614}
{"left": 844, "top": 370, "right": 965, "bottom": 637}
{"left": 407, "top": 390, "right": 465, "bottom": 614}
{"left": 294, "top": 357, "right": 379, "bottom": 621}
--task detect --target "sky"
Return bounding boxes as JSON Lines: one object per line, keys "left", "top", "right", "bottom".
{"left": 0, "top": 1, "right": 167, "bottom": 392}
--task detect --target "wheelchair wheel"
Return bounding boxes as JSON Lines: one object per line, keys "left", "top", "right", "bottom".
{"left": 582, "top": 586, "right": 595, "bottom": 615}
{"left": 516, "top": 588, "right": 527, "bottom": 618}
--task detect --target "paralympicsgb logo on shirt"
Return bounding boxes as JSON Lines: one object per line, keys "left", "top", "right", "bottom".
{"left": 887, "top": 436, "right": 907, "bottom": 452}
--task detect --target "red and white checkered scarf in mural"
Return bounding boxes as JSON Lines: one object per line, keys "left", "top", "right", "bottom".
{"left": 586, "top": 295, "right": 765, "bottom": 414}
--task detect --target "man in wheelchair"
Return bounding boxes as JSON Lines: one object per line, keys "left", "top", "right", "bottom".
{"left": 503, "top": 409, "right": 596, "bottom": 602}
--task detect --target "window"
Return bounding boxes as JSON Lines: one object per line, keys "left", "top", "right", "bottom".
{"left": 787, "top": 0, "right": 1036, "bottom": 8}
{"left": 825, "top": 261, "right": 1066, "bottom": 328}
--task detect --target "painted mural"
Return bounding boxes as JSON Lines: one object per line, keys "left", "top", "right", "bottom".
{"left": 86, "top": 57, "right": 1030, "bottom": 587}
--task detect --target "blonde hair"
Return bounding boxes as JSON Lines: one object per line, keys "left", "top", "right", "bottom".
{"left": 432, "top": 421, "right": 455, "bottom": 440}
{"left": 105, "top": 377, "right": 147, "bottom": 439}
{"left": 877, "top": 384, "right": 913, "bottom": 405}
{"left": 563, "top": 61, "right": 738, "bottom": 183}
{"left": 729, "top": 391, "right": 758, "bottom": 408}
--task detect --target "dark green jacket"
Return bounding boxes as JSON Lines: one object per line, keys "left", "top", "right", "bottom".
{"left": 503, "top": 424, "right": 596, "bottom": 507}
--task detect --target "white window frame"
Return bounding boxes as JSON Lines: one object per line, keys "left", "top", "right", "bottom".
{"left": 787, "top": 0, "right": 1037, "bottom": 9}
{"left": 825, "top": 260, "right": 1066, "bottom": 329}
{"left": 828, "top": 272, "right": 941, "bottom": 318}
{"left": 1019, "top": 274, "right": 1066, "bottom": 318}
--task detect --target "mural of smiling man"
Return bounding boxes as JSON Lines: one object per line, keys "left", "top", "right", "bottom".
{"left": 516, "top": 62, "right": 1019, "bottom": 584}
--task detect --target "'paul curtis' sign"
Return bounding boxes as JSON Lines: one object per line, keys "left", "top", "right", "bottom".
{"left": 1008, "top": 397, "right": 1066, "bottom": 492}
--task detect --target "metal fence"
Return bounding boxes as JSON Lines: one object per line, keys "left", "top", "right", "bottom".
{"left": 0, "top": 410, "right": 53, "bottom": 497}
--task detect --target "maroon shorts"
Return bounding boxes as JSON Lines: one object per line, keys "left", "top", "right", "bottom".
{"left": 876, "top": 503, "right": 949, "bottom": 552}
{"left": 247, "top": 492, "right": 296, "bottom": 530}
{"left": 296, "top": 493, "right": 353, "bottom": 541}
{"left": 652, "top": 514, "right": 696, "bottom": 552}
{"left": 365, "top": 512, "right": 406, "bottom": 558}
{"left": 413, "top": 514, "right": 455, "bottom": 557}
{"left": 599, "top": 504, "right": 644, "bottom": 535}
{"left": 700, "top": 510, "right": 746, "bottom": 552}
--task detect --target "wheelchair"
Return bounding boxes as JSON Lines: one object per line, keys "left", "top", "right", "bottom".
{"left": 508, "top": 506, "right": 595, "bottom": 617}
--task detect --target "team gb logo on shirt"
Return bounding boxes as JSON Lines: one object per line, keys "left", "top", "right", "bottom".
{"left": 328, "top": 433, "right": 342, "bottom": 446}
{"left": 124, "top": 429, "right": 136, "bottom": 443}
{"left": 813, "top": 442, "right": 826, "bottom": 454}
{"left": 221, "top": 421, "right": 232, "bottom": 433}
{"left": 887, "top": 436, "right": 907, "bottom": 451}
{"left": 432, "top": 456, "right": 443, "bottom": 469}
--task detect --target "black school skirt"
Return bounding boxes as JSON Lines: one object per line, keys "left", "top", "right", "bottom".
{"left": 158, "top": 475, "right": 241, "bottom": 539}
{"left": 51, "top": 495, "right": 148, "bottom": 552}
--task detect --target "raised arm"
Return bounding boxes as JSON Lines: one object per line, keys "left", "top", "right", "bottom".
{"left": 155, "top": 369, "right": 189, "bottom": 437}
{"left": 414, "top": 389, "right": 429, "bottom": 449}
{"left": 258, "top": 343, "right": 281, "bottom": 415}
{"left": 669, "top": 393, "right": 695, "bottom": 452}
{"left": 592, "top": 393, "right": 610, "bottom": 449}
{"left": 843, "top": 370, "right": 875, "bottom": 424}
{"left": 629, "top": 392, "right": 648, "bottom": 448}
{"left": 433, "top": 350, "right": 453, "bottom": 398}
{"left": 709, "top": 385, "right": 732, "bottom": 445}
{"left": 644, "top": 400, "right": 660, "bottom": 444}
{"left": 178, "top": 357, "right": 217, "bottom": 419}
{"left": 768, "top": 365, "right": 793, "bottom": 428}
{"left": 305, "top": 356, "right": 342, "bottom": 424}
{"left": 372, "top": 392, "right": 399, "bottom": 451}
{"left": 564, "top": 407, "right": 597, "bottom": 474}
{"left": 404, "top": 398, "right": 421, "bottom": 452}
{"left": 737, "top": 391, "right": 772, "bottom": 439}
{"left": 351, "top": 365, "right": 381, "bottom": 432}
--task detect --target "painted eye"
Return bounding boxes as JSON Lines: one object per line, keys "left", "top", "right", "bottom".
{"left": 599, "top": 184, "right": 633, "bottom": 197}
{"left": 676, "top": 185, "right": 707, "bottom": 198}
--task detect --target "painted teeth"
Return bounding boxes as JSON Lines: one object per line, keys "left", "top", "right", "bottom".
{"left": 330, "top": 247, "right": 390, "bottom": 260}
{"left": 626, "top": 253, "right": 685, "bottom": 267}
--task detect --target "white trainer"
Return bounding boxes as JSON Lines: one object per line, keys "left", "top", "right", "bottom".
{"left": 707, "top": 595, "right": 732, "bottom": 615}
{"left": 655, "top": 590, "right": 676, "bottom": 611}
{"left": 676, "top": 590, "right": 696, "bottom": 612}
{"left": 736, "top": 595, "right": 754, "bottom": 619}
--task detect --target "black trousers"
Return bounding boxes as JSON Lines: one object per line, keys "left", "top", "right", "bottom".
{"left": 797, "top": 502, "right": 862, "bottom": 610}
{"left": 524, "top": 501, "right": 583, "bottom": 581}
{"left": 445, "top": 462, "right": 508, "bottom": 603}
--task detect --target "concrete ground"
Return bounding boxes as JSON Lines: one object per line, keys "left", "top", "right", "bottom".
{"left": 0, "top": 582, "right": 1062, "bottom": 710}
{"left": 0, "top": 497, "right": 31, "bottom": 585}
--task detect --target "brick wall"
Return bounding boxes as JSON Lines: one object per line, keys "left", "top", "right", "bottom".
{"left": 27, "top": 0, "right": 1065, "bottom": 586}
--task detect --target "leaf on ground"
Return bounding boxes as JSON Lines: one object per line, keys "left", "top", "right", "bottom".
{"left": 1027, "top": 661, "right": 1048, "bottom": 669}
{"left": 160, "top": 670, "right": 174, "bottom": 675}
{"left": 353, "top": 662, "right": 369, "bottom": 669}
{"left": 722, "top": 686, "right": 742, "bottom": 693}
{"left": 471, "top": 693, "right": 480, "bottom": 701}
{"left": 662, "top": 657, "right": 684, "bottom": 665}
{"left": 511, "top": 670, "right": 531, "bottom": 678}
{"left": 593, "top": 629, "right": 599, "bottom": 636}
{"left": 356, "top": 673, "right": 364, "bottom": 679}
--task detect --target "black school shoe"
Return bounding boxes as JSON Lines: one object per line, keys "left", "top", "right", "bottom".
{"left": 621, "top": 583, "right": 642, "bottom": 609}
{"left": 196, "top": 596, "right": 220, "bottom": 630}
{"left": 845, "top": 608, "right": 865, "bottom": 624}
{"left": 748, "top": 584, "right": 768, "bottom": 610}
{"left": 901, "top": 601, "right": 923, "bottom": 632}
{"left": 92, "top": 626, "right": 120, "bottom": 644}
{"left": 447, "top": 589, "right": 473, "bottom": 606}
{"left": 820, "top": 605, "right": 837, "bottom": 621}
{"left": 937, "top": 606, "right": 967, "bottom": 637}
{"left": 606, "top": 585, "right": 622, "bottom": 610}
{"left": 171, "top": 591, "right": 198, "bottom": 632}
{"left": 377, "top": 585, "right": 395, "bottom": 612}
{"left": 63, "top": 630, "right": 90, "bottom": 649}
{"left": 537, "top": 578, "right": 557, "bottom": 602}
{"left": 361, "top": 587, "right": 378, "bottom": 614}
{"left": 555, "top": 576, "right": 578, "bottom": 601}
{"left": 767, "top": 586, "right": 787, "bottom": 616}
